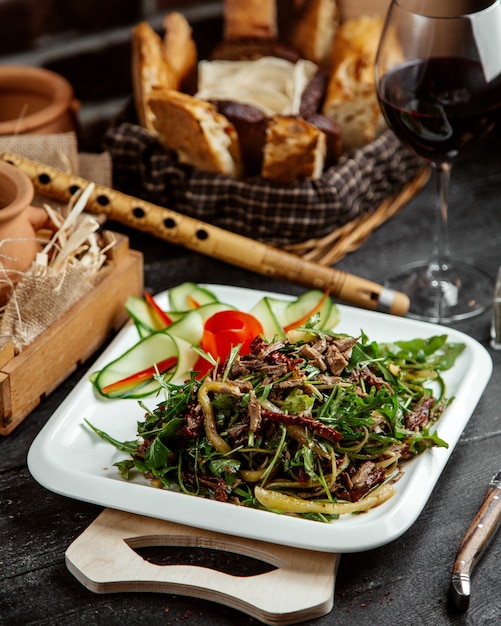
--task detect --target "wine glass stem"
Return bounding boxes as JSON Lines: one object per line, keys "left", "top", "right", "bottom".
{"left": 431, "top": 162, "right": 452, "bottom": 274}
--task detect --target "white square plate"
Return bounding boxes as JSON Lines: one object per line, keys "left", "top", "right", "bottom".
{"left": 27, "top": 285, "right": 492, "bottom": 553}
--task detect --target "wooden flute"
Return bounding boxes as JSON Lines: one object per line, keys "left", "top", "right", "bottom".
{"left": 0, "top": 151, "right": 409, "bottom": 315}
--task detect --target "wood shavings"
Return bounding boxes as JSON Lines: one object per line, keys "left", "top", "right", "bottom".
{"left": 37, "top": 183, "right": 111, "bottom": 273}
{"left": 0, "top": 184, "right": 116, "bottom": 352}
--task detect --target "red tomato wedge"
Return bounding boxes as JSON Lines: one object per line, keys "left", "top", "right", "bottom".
{"left": 100, "top": 355, "right": 178, "bottom": 396}
{"left": 194, "top": 310, "right": 264, "bottom": 377}
{"left": 144, "top": 292, "right": 173, "bottom": 327}
{"left": 193, "top": 355, "right": 214, "bottom": 379}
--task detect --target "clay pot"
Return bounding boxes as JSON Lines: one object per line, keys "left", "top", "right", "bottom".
{"left": 0, "top": 65, "right": 79, "bottom": 135}
{"left": 0, "top": 160, "right": 49, "bottom": 305}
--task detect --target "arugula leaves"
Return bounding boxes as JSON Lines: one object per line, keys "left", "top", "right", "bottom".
{"left": 86, "top": 331, "right": 464, "bottom": 521}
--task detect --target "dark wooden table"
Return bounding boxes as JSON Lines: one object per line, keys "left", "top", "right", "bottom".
{"left": 1, "top": 132, "right": 500, "bottom": 626}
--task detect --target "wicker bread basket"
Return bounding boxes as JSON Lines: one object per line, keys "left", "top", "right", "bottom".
{"left": 104, "top": 0, "right": 429, "bottom": 265}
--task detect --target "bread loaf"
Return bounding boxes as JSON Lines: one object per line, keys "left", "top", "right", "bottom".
{"left": 322, "top": 16, "right": 386, "bottom": 151}
{"left": 223, "top": 0, "right": 277, "bottom": 40}
{"left": 261, "top": 116, "right": 326, "bottom": 183}
{"left": 132, "top": 22, "right": 177, "bottom": 131}
{"left": 130, "top": 4, "right": 391, "bottom": 183}
{"left": 162, "top": 12, "right": 198, "bottom": 91}
{"left": 287, "top": 0, "right": 339, "bottom": 68}
{"left": 132, "top": 14, "right": 198, "bottom": 131}
{"left": 148, "top": 89, "right": 244, "bottom": 177}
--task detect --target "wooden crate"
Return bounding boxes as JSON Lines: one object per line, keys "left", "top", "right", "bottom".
{"left": 0, "top": 232, "right": 143, "bottom": 435}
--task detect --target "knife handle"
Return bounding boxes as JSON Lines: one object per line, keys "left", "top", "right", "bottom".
{"left": 450, "top": 476, "right": 501, "bottom": 610}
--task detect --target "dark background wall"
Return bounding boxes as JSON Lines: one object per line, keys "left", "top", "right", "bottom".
{"left": 0, "top": 0, "right": 225, "bottom": 152}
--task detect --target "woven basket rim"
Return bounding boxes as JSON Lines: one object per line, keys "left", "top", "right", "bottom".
{"left": 285, "top": 166, "right": 430, "bottom": 265}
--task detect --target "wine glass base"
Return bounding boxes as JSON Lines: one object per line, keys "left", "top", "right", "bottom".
{"left": 385, "top": 260, "right": 493, "bottom": 323}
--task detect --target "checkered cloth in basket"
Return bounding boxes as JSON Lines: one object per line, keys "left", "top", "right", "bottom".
{"left": 103, "top": 109, "right": 423, "bottom": 248}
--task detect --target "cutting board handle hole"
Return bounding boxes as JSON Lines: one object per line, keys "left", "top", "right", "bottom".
{"left": 128, "top": 543, "right": 278, "bottom": 577}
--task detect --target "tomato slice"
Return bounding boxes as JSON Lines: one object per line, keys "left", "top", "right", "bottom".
{"left": 202, "top": 310, "right": 264, "bottom": 357}
{"left": 194, "top": 310, "right": 264, "bottom": 377}
{"left": 193, "top": 354, "right": 214, "bottom": 378}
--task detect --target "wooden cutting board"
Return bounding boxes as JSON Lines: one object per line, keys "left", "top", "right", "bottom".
{"left": 65, "top": 508, "right": 340, "bottom": 625}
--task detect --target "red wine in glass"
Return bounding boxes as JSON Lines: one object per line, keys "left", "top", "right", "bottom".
{"left": 378, "top": 57, "right": 501, "bottom": 164}
{"left": 375, "top": 0, "right": 501, "bottom": 323}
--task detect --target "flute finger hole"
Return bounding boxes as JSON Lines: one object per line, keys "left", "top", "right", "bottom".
{"left": 132, "top": 206, "right": 146, "bottom": 218}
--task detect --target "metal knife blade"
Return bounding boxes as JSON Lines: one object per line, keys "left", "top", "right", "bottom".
{"left": 449, "top": 468, "right": 501, "bottom": 612}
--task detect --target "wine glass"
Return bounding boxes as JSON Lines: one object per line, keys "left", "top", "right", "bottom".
{"left": 375, "top": 0, "right": 501, "bottom": 323}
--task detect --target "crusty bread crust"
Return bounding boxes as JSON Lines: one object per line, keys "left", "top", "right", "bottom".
{"left": 288, "top": 0, "right": 339, "bottom": 68}
{"left": 322, "top": 16, "right": 386, "bottom": 151}
{"left": 223, "top": 0, "right": 277, "bottom": 40}
{"left": 261, "top": 115, "right": 326, "bottom": 184}
{"left": 149, "top": 88, "right": 243, "bottom": 177}
{"left": 163, "top": 12, "right": 198, "bottom": 89}
{"left": 132, "top": 22, "right": 177, "bottom": 131}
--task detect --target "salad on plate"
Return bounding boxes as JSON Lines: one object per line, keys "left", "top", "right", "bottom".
{"left": 86, "top": 282, "right": 465, "bottom": 523}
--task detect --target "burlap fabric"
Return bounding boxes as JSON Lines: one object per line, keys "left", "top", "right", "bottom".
{"left": 0, "top": 262, "right": 95, "bottom": 352}
{"left": 0, "top": 133, "right": 112, "bottom": 352}
{"left": 0, "top": 132, "right": 112, "bottom": 189}
{"left": 104, "top": 109, "right": 424, "bottom": 247}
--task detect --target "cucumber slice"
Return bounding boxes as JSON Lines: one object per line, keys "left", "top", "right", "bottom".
{"left": 93, "top": 332, "right": 184, "bottom": 399}
{"left": 125, "top": 295, "right": 165, "bottom": 335}
{"left": 166, "top": 302, "right": 236, "bottom": 345}
{"left": 321, "top": 302, "right": 340, "bottom": 331}
{"left": 168, "top": 282, "right": 219, "bottom": 311}
{"left": 165, "top": 337, "right": 201, "bottom": 386}
{"left": 249, "top": 297, "right": 286, "bottom": 340}
{"left": 262, "top": 297, "right": 290, "bottom": 327}
{"left": 283, "top": 290, "right": 332, "bottom": 330}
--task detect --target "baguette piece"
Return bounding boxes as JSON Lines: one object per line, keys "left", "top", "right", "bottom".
{"left": 132, "top": 21, "right": 176, "bottom": 131}
{"left": 149, "top": 89, "right": 244, "bottom": 177}
{"left": 162, "top": 12, "right": 198, "bottom": 90}
{"left": 223, "top": 0, "right": 277, "bottom": 39}
{"left": 322, "top": 16, "right": 386, "bottom": 152}
{"left": 261, "top": 115, "right": 326, "bottom": 184}
{"left": 288, "top": 0, "right": 339, "bottom": 68}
